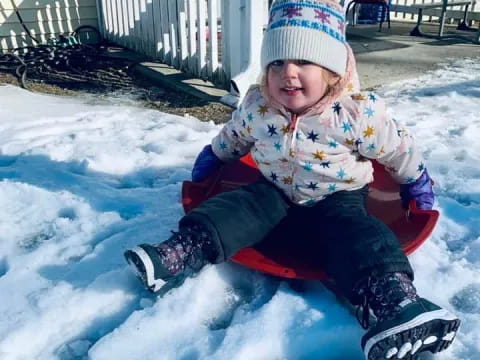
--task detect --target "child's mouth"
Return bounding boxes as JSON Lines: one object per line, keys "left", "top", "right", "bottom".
{"left": 282, "top": 87, "right": 303, "bottom": 96}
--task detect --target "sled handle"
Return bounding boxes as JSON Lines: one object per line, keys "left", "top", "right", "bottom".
{"left": 406, "top": 200, "right": 430, "bottom": 221}
{"left": 403, "top": 200, "right": 439, "bottom": 254}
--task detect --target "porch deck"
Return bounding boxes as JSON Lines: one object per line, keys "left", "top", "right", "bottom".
{"left": 345, "top": 20, "right": 480, "bottom": 89}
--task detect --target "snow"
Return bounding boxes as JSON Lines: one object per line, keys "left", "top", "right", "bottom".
{"left": 0, "top": 57, "right": 479, "bottom": 360}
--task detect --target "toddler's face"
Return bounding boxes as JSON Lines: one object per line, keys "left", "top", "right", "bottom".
{"left": 267, "top": 60, "right": 339, "bottom": 114}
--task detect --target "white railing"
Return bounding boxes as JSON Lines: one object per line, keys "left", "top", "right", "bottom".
{"left": 388, "top": 0, "right": 479, "bottom": 24}
{"left": 97, "top": 0, "right": 269, "bottom": 97}
{"left": 343, "top": 0, "right": 479, "bottom": 23}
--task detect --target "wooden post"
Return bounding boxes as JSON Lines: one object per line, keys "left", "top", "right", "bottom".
{"left": 103, "top": 0, "right": 113, "bottom": 37}
{"left": 177, "top": 0, "right": 189, "bottom": 70}
{"left": 187, "top": 0, "right": 198, "bottom": 76}
{"left": 145, "top": 0, "right": 156, "bottom": 58}
{"left": 220, "top": 0, "right": 231, "bottom": 82}
{"left": 121, "top": 0, "right": 131, "bottom": 46}
{"left": 132, "top": 0, "right": 141, "bottom": 52}
{"left": 125, "top": 0, "right": 134, "bottom": 50}
{"left": 160, "top": 0, "right": 171, "bottom": 64}
{"left": 116, "top": 0, "right": 124, "bottom": 38}
{"left": 152, "top": 0, "right": 163, "bottom": 58}
{"left": 110, "top": 0, "right": 118, "bottom": 39}
{"left": 167, "top": 0, "right": 179, "bottom": 67}
{"left": 197, "top": 0, "right": 207, "bottom": 78}
{"left": 207, "top": 0, "right": 219, "bottom": 78}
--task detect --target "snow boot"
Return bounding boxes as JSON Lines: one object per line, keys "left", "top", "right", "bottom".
{"left": 356, "top": 272, "right": 460, "bottom": 360}
{"left": 124, "top": 224, "right": 219, "bottom": 292}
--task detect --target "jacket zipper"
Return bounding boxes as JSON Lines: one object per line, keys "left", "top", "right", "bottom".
{"left": 290, "top": 113, "right": 298, "bottom": 132}
{"left": 288, "top": 112, "right": 300, "bottom": 200}
{"left": 289, "top": 112, "right": 300, "bottom": 152}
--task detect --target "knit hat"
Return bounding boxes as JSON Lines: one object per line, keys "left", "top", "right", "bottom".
{"left": 261, "top": 0, "right": 347, "bottom": 76}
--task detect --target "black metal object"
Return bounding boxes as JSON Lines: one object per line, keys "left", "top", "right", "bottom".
{"left": 0, "top": 25, "right": 140, "bottom": 91}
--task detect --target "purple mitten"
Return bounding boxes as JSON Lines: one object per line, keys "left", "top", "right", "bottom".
{"left": 191, "top": 145, "right": 223, "bottom": 182}
{"left": 399, "top": 169, "right": 435, "bottom": 210}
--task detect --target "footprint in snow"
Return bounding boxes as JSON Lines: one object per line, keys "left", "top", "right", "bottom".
{"left": 0, "top": 155, "right": 18, "bottom": 167}
{"left": 450, "top": 283, "right": 480, "bottom": 314}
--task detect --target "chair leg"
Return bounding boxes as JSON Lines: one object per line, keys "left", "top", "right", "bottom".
{"left": 352, "top": 3, "right": 358, "bottom": 26}
{"left": 346, "top": 1, "right": 355, "bottom": 25}
{"left": 379, "top": 4, "right": 386, "bottom": 32}
{"left": 410, "top": 8, "right": 424, "bottom": 36}
{"left": 387, "top": 5, "right": 391, "bottom": 28}
{"left": 438, "top": 12, "right": 446, "bottom": 37}
{"left": 457, "top": 4, "right": 471, "bottom": 31}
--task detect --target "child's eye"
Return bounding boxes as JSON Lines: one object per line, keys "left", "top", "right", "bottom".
{"left": 296, "top": 60, "right": 313, "bottom": 65}
{"left": 269, "top": 60, "right": 284, "bottom": 67}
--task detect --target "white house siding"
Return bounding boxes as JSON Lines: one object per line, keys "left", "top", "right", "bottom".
{"left": 0, "top": 0, "right": 99, "bottom": 53}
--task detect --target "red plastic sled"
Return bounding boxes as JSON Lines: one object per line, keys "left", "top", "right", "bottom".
{"left": 182, "top": 153, "right": 439, "bottom": 280}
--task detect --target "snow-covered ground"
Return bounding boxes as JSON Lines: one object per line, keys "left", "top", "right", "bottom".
{"left": 0, "top": 58, "right": 479, "bottom": 360}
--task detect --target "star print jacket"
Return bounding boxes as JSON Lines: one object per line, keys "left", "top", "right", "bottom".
{"left": 211, "top": 50, "right": 424, "bottom": 205}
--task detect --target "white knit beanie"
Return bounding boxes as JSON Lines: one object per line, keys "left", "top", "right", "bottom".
{"left": 261, "top": 0, "right": 347, "bottom": 76}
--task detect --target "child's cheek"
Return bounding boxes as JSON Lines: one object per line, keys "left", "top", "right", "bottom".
{"left": 267, "top": 84, "right": 280, "bottom": 103}
{"left": 267, "top": 72, "right": 282, "bottom": 102}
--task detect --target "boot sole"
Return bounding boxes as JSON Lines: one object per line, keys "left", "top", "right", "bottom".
{"left": 364, "top": 309, "right": 460, "bottom": 360}
{"left": 125, "top": 246, "right": 166, "bottom": 292}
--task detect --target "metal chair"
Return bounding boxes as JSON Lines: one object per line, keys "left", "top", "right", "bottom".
{"left": 346, "top": 0, "right": 391, "bottom": 32}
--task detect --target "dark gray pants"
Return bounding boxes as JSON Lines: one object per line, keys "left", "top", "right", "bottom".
{"left": 180, "top": 179, "right": 413, "bottom": 303}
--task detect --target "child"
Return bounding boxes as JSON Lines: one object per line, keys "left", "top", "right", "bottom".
{"left": 125, "top": 0, "right": 460, "bottom": 358}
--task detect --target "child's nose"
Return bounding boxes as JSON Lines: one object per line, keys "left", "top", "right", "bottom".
{"left": 282, "top": 62, "right": 298, "bottom": 78}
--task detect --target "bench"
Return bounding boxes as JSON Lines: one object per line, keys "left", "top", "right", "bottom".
{"left": 409, "top": 0, "right": 479, "bottom": 41}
